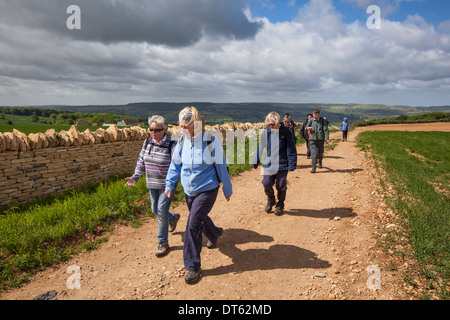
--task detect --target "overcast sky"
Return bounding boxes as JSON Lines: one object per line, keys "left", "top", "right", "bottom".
{"left": 0, "top": 0, "right": 449, "bottom": 107}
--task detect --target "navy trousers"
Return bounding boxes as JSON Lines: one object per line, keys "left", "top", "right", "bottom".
{"left": 342, "top": 131, "right": 348, "bottom": 141}
{"left": 183, "top": 187, "right": 220, "bottom": 272}
{"left": 262, "top": 170, "right": 288, "bottom": 192}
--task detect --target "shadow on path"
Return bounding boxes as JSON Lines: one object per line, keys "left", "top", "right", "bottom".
{"left": 283, "top": 207, "right": 357, "bottom": 219}
{"left": 313, "top": 167, "right": 363, "bottom": 174}
{"left": 205, "top": 228, "right": 331, "bottom": 276}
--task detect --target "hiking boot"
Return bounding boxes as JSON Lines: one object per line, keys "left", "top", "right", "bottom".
{"left": 264, "top": 188, "right": 276, "bottom": 213}
{"left": 155, "top": 242, "right": 169, "bottom": 257}
{"left": 207, "top": 227, "right": 223, "bottom": 249}
{"left": 274, "top": 205, "right": 284, "bottom": 216}
{"left": 318, "top": 160, "right": 323, "bottom": 168}
{"left": 185, "top": 269, "right": 202, "bottom": 284}
{"left": 265, "top": 198, "right": 276, "bottom": 213}
{"left": 168, "top": 213, "right": 180, "bottom": 233}
{"left": 310, "top": 165, "right": 316, "bottom": 173}
{"left": 274, "top": 190, "right": 286, "bottom": 216}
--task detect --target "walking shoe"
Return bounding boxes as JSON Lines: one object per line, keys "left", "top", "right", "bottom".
{"left": 274, "top": 191, "right": 286, "bottom": 216}
{"left": 310, "top": 165, "right": 316, "bottom": 173}
{"left": 207, "top": 227, "right": 224, "bottom": 249}
{"left": 318, "top": 160, "right": 323, "bottom": 168}
{"left": 185, "top": 269, "right": 202, "bottom": 284}
{"left": 274, "top": 206, "right": 283, "bottom": 216}
{"left": 264, "top": 188, "right": 276, "bottom": 213}
{"left": 265, "top": 198, "right": 276, "bottom": 213}
{"left": 168, "top": 214, "right": 180, "bottom": 232}
{"left": 155, "top": 242, "right": 170, "bottom": 257}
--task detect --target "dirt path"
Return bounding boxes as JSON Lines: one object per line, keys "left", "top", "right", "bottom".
{"left": 1, "top": 122, "right": 449, "bottom": 300}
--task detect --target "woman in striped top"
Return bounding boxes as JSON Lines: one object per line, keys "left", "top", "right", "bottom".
{"left": 125, "top": 115, "right": 180, "bottom": 257}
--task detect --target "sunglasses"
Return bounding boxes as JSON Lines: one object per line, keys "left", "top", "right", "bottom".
{"left": 149, "top": 128, "right": 164, "bottom": 132}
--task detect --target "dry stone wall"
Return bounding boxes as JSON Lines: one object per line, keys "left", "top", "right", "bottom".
{"left": 0, "top": 121, "right": 290, "bottom": 208}
{"left": 0, "top": 125, "right": 148, "bottom": 208}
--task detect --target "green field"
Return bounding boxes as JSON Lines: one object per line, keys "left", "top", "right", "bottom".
{"left": 0, "top": 109, "right": 142, "bottom": 134}
{"left": 0, "top": 114, "right": 104, "bottom": 135}
{"left": 357, "top": 131, "right": 449, "bottom": 299}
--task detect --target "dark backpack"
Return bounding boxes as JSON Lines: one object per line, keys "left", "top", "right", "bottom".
{"left": 144, "top": 136, "right": 176, "bottom": 159}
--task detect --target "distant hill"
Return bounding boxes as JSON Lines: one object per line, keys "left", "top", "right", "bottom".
{"left": 33, "top": 103, "right": 450, "bottom": 125}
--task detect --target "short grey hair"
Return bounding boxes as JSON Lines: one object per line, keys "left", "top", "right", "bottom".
{"left": 148, "top": 115, "right": 168, "bottom": 130}
{"left": 265, "top": 112, "right": 281, "bottom": 125}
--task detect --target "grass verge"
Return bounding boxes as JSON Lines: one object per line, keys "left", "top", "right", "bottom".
{"left": 357, "top": 131, "right": 449, "bottom": 299}
{"left": 0, "top": 174, "right": 158, "bottom": 290}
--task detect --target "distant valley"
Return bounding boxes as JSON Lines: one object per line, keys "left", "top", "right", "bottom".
{"left": 31, "top": 102, "right": 450, "bottom": 125}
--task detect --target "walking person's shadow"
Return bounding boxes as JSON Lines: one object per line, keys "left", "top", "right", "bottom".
{"left": 205, "top": 228, "right": 331, "bottom": 276}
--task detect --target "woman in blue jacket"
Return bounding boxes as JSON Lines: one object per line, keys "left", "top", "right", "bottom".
{"left": 165, "top": 106, "right": 232, "bottom": 284}
{"left": 253, "top": 112, "right": 297, "bottom": 216}
{"left": 340, "top": 118, "right": 351, "bottom": 142}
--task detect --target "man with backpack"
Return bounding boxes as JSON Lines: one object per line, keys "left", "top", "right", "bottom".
{"left": 304, "top": 109, "right": 329, "bottom": 173}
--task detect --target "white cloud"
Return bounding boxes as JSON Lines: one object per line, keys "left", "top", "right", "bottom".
{"left": 0, "top": 0, "right": 449, "bottom": 106}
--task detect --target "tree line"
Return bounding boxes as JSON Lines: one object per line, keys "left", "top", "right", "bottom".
{"left": 0, "top": 106, "right": 146, "bottom": 126}
{"left": 353, "top": 112, "right": 450, "bottom": 127}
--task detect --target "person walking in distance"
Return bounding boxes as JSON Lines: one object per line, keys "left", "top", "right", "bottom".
{"left": 283, "top": 113, "right": 297, "bottom": 139}
{"left": 283, "top": 113, "right": 296, "bottom": 134}
{"left": 340, "top": 117, "right": 351, "bottom": 142}
{"left": 300, "top": 113, "right": 313, "bottom": 159}
{"left": 254, "top": 112, "right": 297, "bottom": 215}
{"left": 165, "top": 106, "right": 232, "bottom": 284}
{"left": 125, "top": 115, "right": 180, "bottom": 257}
{"left": 304, "top": 109, "right": 329, "bottom": 173}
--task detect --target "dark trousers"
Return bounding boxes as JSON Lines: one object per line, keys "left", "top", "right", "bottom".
{"left": 309, "top": 140, "right": 325, "bottom": 166}
{"left": 183, "top": 187, "right": 220, "bottom": 272}
{"left": 305, "top": 139, "right": 311, "bottom": 157}
{"left": 262, "top": 170, "right": 288, "bottom": 192}
{"left": 342, "top": 131, "right": 348, "bottom": 141}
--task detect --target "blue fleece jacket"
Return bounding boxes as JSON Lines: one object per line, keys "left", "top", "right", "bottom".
{"left": 165, "top": 132, "right": 233, "bottom": 197}
{"left": 340, "top": 121, "right": 351, "bottom": 131}
{"left": 253, "top": 123, "right": 297, "bottom": 173}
